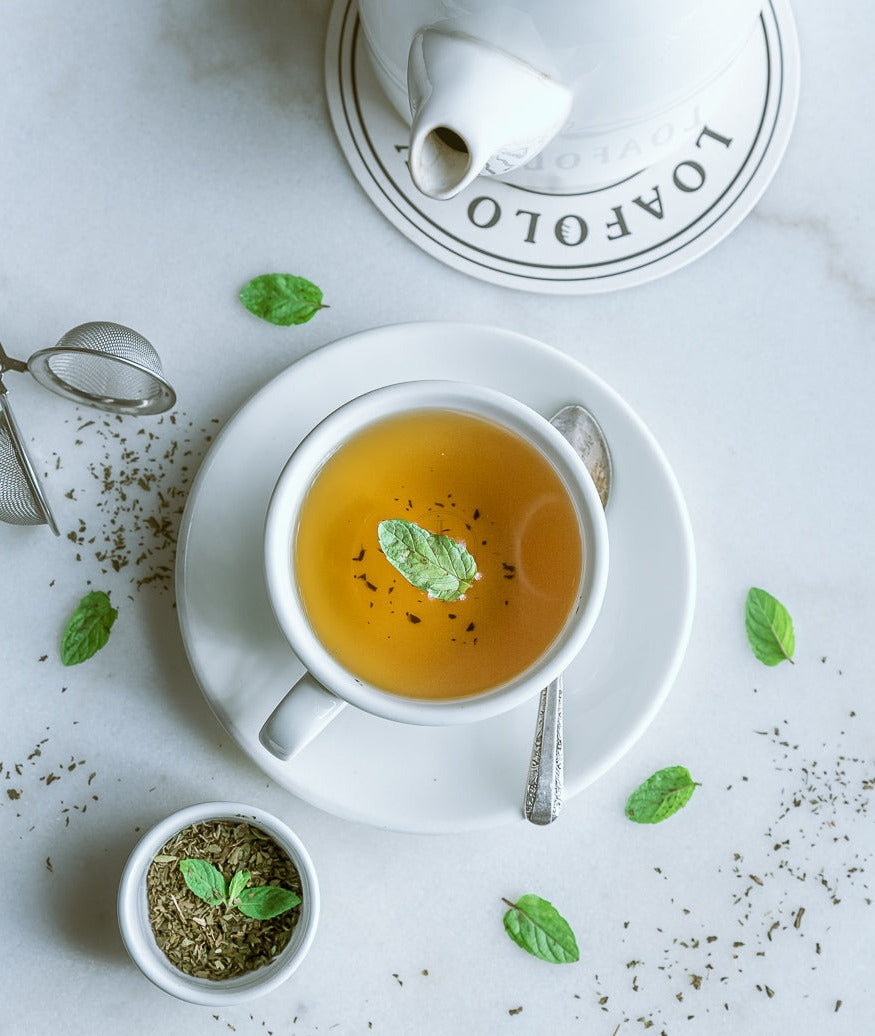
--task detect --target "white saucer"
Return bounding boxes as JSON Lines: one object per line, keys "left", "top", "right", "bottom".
{"left": 325, "top": 0, "right": 799, "bottom": 294}
{"left": 175, "top": 325, "right": 695, "bottom": 832}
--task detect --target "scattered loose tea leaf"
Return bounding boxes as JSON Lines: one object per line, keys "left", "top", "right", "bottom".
{"left": 745, "top": 587, "right": 795, "bottom": 665}
{"left": 238, "top": 885, "right": 301, "bottom": 920}
{"left": 625, "top": 766, "right": 698, "bottom": 824}
{"left": 377, "top": 518, "right": 477, "bottom": 602}
{"left": 64, "top": 409, "right": 217, "bottom": 592}
{"left": 502, "top": 894, "right": 579, "bottom": 964}
{"left": 59, "top": 590, "right": 117, "bottom": 665}
{"left": 239, "top": 273, "right": 326, "bottom": 326}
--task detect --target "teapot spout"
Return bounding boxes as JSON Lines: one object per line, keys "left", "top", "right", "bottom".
{"left": 407, "top": 30, "right": 571, "bottom": 201}
{"left": 408, "top": 122, "right": 477, "bottom": 201}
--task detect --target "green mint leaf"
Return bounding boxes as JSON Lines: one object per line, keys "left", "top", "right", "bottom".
{"left": 227, "top": 869, "right": 251, "bottom": 904}
{"left": 60, "top": 590, "right": 118, "bottom": 666}
{"left": 502, "top": 894, "right": 579, "bottom": 964}
{"left": 179, "top": 859, "right": 228, "bottom": 906}
{"left": 237, "top": 885, "right": 301, "bottom": 920}
{"left": 625, "top": 765, "right": 697, "bottom": 824}
{"left": 745, "top": 587, "right": 795, "bottom": 665}
{"left": 377, "top": 518, "right": 477, "bottom": 602}
{"left": 239, "top": 273, "right": 326, "bottom": 326}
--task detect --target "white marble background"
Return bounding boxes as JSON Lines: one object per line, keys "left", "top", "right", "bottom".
{"left": 1, "top": 2, "right": 873, "bottom": 1034}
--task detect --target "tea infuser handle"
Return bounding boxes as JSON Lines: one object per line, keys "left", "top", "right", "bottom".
{"left": 0, "top": 384, "right": 60, "bottom": 535}
{"left": 523, "top": 674, "right": 564, "bottom": 825}
{"left": 0, "top": 341, "right": 28, "bottom": 375}
{"left": 259, "top": 674, "right": 347, "bottom": 760}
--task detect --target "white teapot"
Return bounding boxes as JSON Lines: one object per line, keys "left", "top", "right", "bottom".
{"left": 357, "top": 0, "right": 763, "bottom": 198}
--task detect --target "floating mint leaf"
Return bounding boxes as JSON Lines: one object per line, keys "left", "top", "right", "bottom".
{"left": 179, "top": 859, "right": 228, "bottom": 906}
{"left": 238, "top": 885, "right": 301, "bottom": 920}
{"left": 502, "top": 894, "right": 579, "bottom": 964}
{"left": 745, "top": 587, "right": 795, "bottom": 665}
{"left": 625, "top": 765, "right": 697, "bottom": 824}
{"left": 377, "top": 518, "right": 477, "bottom": 602}
{"left": 239, "top": 273, "right": 326, "bottom": 325}
{"left": 228, "top": 869, "right": 251, "bottom": 905}
{"left": 60, "top": 590, "right": 118, "bottom": 666}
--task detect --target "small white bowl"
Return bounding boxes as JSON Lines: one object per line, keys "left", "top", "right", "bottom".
{"left": 117, "top": 801, "right": 319, "bottom": 1005}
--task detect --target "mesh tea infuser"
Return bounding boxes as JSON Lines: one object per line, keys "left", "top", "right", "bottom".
{"left": 0, "top": 321, "right": 176, "bottom": 535}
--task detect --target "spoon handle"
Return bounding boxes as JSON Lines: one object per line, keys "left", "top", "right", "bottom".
{"left": 523, "top": 674, "right": 564, "bottom": 825}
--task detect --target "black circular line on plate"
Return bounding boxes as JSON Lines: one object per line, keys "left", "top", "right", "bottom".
{"left": 347, "top": 19, "right": 770, "bottom": 279}
{"left": 340, "top": 2, "right": 784, "bottom": 283}
{"left": 350, "top": 12, "right": 773, "bottom": 274}
{"left": 348, "top": 11, "right": 775, "bottom": 278}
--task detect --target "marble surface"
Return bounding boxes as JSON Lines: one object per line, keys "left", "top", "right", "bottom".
{"left": 2, "top": 3, "right": 873, "bottom": 1034}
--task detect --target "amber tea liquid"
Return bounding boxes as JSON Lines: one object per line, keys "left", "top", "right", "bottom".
{"left": 294, "top": 409, "right": 583, "bottom": 699}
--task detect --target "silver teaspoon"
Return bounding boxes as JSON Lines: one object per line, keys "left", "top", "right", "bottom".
{"left": 523, "top": 404, "right": 612, "bottom": 825}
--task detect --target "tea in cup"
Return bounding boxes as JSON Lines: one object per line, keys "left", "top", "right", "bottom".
{"left": 260, "top": 380, "right": 608, "bottom": 759}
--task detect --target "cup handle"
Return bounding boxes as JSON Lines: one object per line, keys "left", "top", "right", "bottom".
{"left": 259, "top": 674, "right": 347, "bottom": 760}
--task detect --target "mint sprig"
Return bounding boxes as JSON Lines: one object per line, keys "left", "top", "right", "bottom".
{"left": 502, "top": 894, "right": 579, "bottom": 964}
{"left": 377, "top": 518, "right": 477, "bottom": 601}
{"left": 60, "top": 590, "right": 117, "bottom": 666}
{"left": 179, "top": 859, "right": 300, "bottom": 920}
{"left": 625, "top": 766, "right": 698, "bottom": 824}
{"left": 239, "top": 273, "right": 326, "bottom": 325}
{"left": 745, "top": 587, "right": 795, "bottom": 665}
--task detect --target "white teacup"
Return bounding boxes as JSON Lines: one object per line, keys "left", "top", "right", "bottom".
{"left": 259, "top": 380, "right": 609, "bottom": 760}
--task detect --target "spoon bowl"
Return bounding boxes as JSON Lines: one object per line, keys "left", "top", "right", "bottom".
{"left": 549, "top": 405, "right": 613, "bottom": 510}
